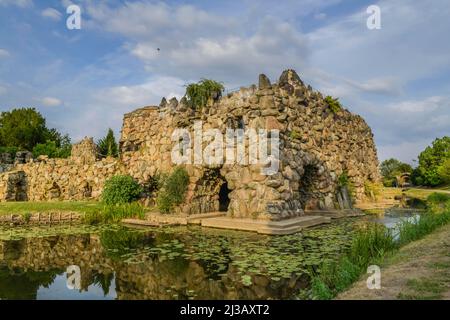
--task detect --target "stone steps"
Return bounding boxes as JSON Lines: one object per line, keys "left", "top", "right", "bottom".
{"left": 200, "top": 215, "right": 330, "bottom": 235}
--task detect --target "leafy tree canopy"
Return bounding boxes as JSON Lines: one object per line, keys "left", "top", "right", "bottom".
{"left": 380, "top": 158, "right": 413, "bottom": 187}
{"left": 0, "top": 108, "right": 71, "bottom": 156}
{"left": 413, "top": 136, "right": 450, "bottom": 186}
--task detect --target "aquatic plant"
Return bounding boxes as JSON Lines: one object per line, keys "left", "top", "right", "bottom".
{"left": 83, "top": 202, "right": 145, "bottom": 224}
{"left": 397, "top": 210, "right": 450, "bottom": 245}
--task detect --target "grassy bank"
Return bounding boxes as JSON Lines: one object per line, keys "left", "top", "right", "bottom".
{"left": 338, "top": 222, "right": 450, "bottom": 300}
{"left": 302, "top": 192, "right": 450, "bottom": 300}
{"left": 0, "top": 201, "right": 146, "bottom": 224}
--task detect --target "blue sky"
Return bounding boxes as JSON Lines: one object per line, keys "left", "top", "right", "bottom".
{"left": 0, "top": 0, "right": 449, "bottom": 164}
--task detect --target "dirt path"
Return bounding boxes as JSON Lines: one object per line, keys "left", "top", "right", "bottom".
{"left": 337, "top": 223, "right": 450, "bottom": 300}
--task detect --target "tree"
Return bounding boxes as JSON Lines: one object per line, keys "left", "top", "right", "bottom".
{"left": 413, "top": 136, "right": 450, "bottom": 186}
{"left": 0, "top": 108, "right": 70, "bottom": 155}
{"left": 438, "top": 158, "right": 450, "bottom": 184}
{"left": 98, "top": 128, "right": 119, "bottom": 157}
{"left": 380, "top": 158, "right": 412, "bottom": 187}
{"left": 0, "top": 108, "right": 48, "bottom": 150}
{"left": 32, "top": 138, "right": 71, "bottom": 159}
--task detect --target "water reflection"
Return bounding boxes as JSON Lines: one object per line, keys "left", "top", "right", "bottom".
{"left": 0, "top": 222, "right": 356, "bottom": 300}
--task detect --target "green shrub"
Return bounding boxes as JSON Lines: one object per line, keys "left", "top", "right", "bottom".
{"left": 185, "top": 79, "right": 224, "bottom": 109}
{"left": 324, "top": 96, "right": 342, "bottom": 114}
{"left": 364, "top": 181, "right": 382, "bottom": 200}
{"left": 32, "top": 140, "right": 71, "bottom": 159}
{"left": 157, "top": 167, "right": 190, "bottom": 214}
{"left": 0, "top": 146, "right": 18, "bottom": 159}
{"left": 338, "top": 171, "right": 355, "bottom": 199}
{"left": 426, "top": 193, "right": 450, "bottom": 214}
{"left": 102, "top": 175, "right": 143, "bottom": 205}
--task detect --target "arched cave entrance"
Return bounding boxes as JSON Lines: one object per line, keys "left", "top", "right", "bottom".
{"left": 218, "top": 181, "right": 231, "bottom": 212}
{"left": 298, "top": 164, "right": 320, "bottom": 210}
{"left": 193, "top": 168, "right": 231, "bottom": 214}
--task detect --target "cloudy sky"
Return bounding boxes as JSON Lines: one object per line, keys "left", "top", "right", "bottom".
{"left": 0, "top": 0, "right": 449, "bottom": 164}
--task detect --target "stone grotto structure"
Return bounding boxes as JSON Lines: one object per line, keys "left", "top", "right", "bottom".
{"left": 0, "top": 70, "right": 380, "bottom": 223}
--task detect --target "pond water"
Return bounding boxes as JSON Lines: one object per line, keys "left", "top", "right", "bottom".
{"left": 0, "top": 208, "right": 421, "bottom": 300}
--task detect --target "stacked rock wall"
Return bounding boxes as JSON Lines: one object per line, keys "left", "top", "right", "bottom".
{"left": 119, "top": 70, "right": 380, "bottom": 220}
{"left": 0, "top": 138, "right": 124, "bottom": 201}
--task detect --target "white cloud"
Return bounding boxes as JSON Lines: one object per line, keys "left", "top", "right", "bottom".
{"left": 41, "top": 8, "right": 62, "bottom": 21}
{"left": 86, "top": 2, "right": 309, "bottom": 83}
{"left": 41, "top": 97, "right": 63, "bottom": 107}
{"left": 378, "top": 140, "right": 431, "bottom": 164}
{"left": 0, "top": 0, "right": 33, "bottom": 8}
{"left": 0, "top": 49, "right": 10, "bottom": 58}
{"left": 95, "top": 76, "right": 186, "bottom": 108}
{"left": 389, "top": 96, "right": 449, "bottom": 113}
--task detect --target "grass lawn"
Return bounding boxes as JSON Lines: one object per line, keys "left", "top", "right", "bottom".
{"left": 405, "top": 187, "right": 450, "bottom": 200}
{"left": 0, "top": 201, "right": 104, "bottom": 216}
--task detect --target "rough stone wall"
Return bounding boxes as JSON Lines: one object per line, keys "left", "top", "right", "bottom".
{"left": 0, "top": 138, "right": 124, "bottom": 201}
{"left": 119, "top": 70, "right": 380, "bottom": 220}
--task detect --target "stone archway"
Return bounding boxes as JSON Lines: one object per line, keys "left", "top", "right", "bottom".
{"left": 298, "top": 164, "right": 321, "bottom": 210}
{"left": 190, "top": 168, "right": 231, "bottom": 214}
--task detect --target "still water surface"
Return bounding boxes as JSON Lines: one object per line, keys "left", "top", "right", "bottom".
{"left": 0, "top": 209, "right": 419, "bottom": 300}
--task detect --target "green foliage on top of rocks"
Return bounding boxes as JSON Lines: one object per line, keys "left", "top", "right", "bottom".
{"left": 185, "top": 79, "right": 224, "bottom": 109}
{"left": 102, "top": 175, "right": 143, "bottom": 205}
{"left": 324, "top": 96, "right": 342, "bottom": 114}
{"left": 157, "top": 167, "right": 190, "bottom": 214}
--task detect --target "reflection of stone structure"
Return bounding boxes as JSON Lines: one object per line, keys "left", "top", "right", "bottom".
{"left": 0, "top": 70, "right": 380, "bottom": 220}
{"left": 0, "top": 233, "right": 305, "bottom": 300}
